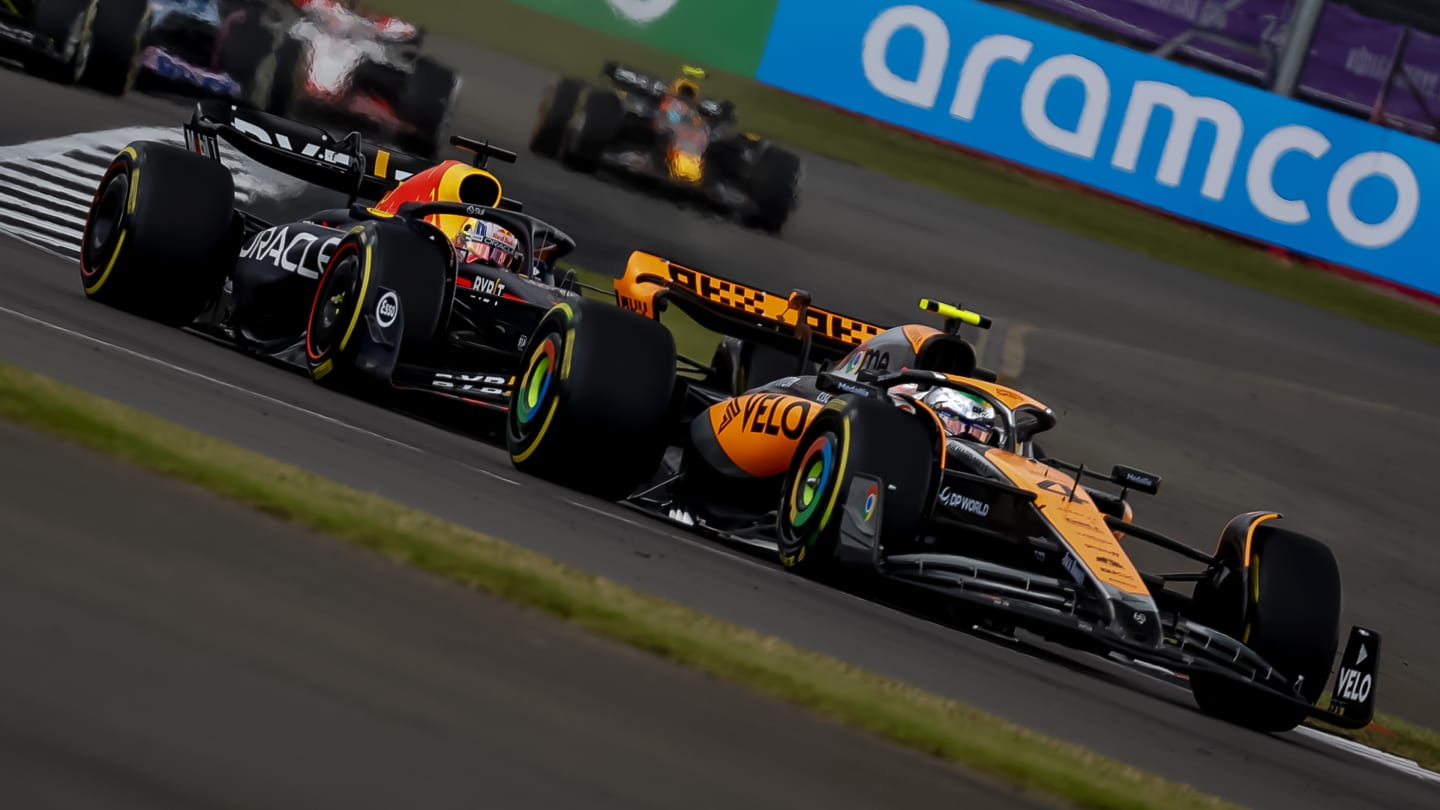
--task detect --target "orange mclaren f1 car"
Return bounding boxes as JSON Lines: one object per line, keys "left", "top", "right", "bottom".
{"left": 503, "top": 252, "right": 1381, "bottom": 735}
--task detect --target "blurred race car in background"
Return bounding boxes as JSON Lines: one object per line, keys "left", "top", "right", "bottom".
{"left": 137, "top": 0, "right": 289, "bottom": 107}
{"left": 0, "top": 0, "right": 152, "bottom": 95}
{"left": 530, "top": 62, "right": 802, "bottom": 233}
{"left": 128, "top": 0, "right": 457, "bottom": 157}
{"left": 267, "top": 0, "right": 460, "bottom": 158}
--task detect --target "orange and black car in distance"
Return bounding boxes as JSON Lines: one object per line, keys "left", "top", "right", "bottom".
{"left": 76, "top": 99, "right": 589, "bottom": 416}
{"left": 504, "top": 253, "right": 1381, "bottom": 736}
{"left": 529, "top": 62, "right": 802, "bottom": 234}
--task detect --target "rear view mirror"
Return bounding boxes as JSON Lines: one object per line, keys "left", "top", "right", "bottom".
{"left": 1112, "top": 465, "right": 1160, "bottom": 495}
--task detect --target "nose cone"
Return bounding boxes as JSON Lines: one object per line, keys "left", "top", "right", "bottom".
{"left": 668, "top": 151, "right": 704, "bottom": 184}
{"left": 1105, "top": 589, "right": 1165, "bottom": 649}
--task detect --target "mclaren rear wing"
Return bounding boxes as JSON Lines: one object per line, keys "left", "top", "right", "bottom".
{"left": 180, "top": 100, "right": 525, "bottom": 209}
{"left": 611, "top": 251, "right": 885, "bottom": 366}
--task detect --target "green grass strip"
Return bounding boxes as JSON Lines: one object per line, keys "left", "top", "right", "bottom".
{"left": 0, "top": 360, "right": 1250, "bottom": 810}
{"left": 372, "top": 0, "right": 1440, "bottom": 345}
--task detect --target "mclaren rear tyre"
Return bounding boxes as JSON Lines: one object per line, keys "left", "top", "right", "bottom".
{"left": 79, "top": 141, "right": 237, "bottom": 326}
{"left": 708, "top": 337, "right": 815, "bottom": 395}
{"left": 1188, "top": 525, "right": 1343, "bottom": 732}
{"left": 304, "top": 220, "right": 451, "bottom": 392}
{"left": 530, "top": 78, "right": 584, "bottom": 158}
{"left": 560, "top": 89, "right": 622, "bottom": 173}
{"left": 25, "top": 0, "right": 98, "bottom": 85}
{"left": 777, "top": 395, "right": 935, "bottom": 578}
{"left": 506, "top": 299, "right": 677, "bottom": 501}
{"left": 398, "top": 57, "right": 461, "bottom": 159}
{"left": 80, "top": 0, "right": 150, "bottom": 96}
{"left": 745, "top": 145, "right": 802, "bottom": 234}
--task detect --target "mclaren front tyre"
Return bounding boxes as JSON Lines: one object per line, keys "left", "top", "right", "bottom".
{"left": 776, "top": 395, "right": 935, "bottom": 578}
{"left": 1187, "top": 523, "right": 1344, "bottom": 732}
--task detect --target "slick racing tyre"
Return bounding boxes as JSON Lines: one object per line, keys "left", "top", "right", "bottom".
{"left": 777, "top": 395, "right": 935, "bottom": 577}
{"left": 506, "top": 299, "right": 677, "bottom": 501}
{"left": 560, "top": 89, "right": 622, "bottom": 173}
{"left": 708, "top": 337, "right": 816, "bottom": 396}
{"left": 79, "top": 142, "right": 237, "bottom": 326}
{"left": 25, "top": 0, "right": 98, "bottom": 85}
{"left": 80, "top": 0, "right": 150, "bottom": 96}
{"left": 304, "top": 220, "right": 452, "bottom": 392}
{"left": 266, "top": 36, "right": 304, "bottom": 116}
{"left": 217, "top": 11, "right": 282, "bottom": 110}
{"left": 1188, "top": 525, "right": 1343, "bottom": 732}
{"left": 745, "top": 144, "right": 802, "bottom": 234}
{"left": 398, "top": 57, "right": 461, "bottom": 158}
{"left": 530, "top": 78, "right": 584, "bottom": 158}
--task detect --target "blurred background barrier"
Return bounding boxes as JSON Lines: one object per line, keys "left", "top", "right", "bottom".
{"left": 500, "top": 0, "right": 781, "bottom": 75}
{"left": 1007, "top": 0, "right": 1440, "bottom": 140}
{"left": 506, "top": 0, "right": 1439, "bottom": 299}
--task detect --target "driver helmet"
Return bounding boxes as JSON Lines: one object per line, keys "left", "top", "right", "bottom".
{"left": 672, "top": 78, "right": 699, "bottom": 100}
{"left": 920, "top": 387, "right": 1002, "bottom": 447}
{"left": 456, "top": 218, "right": 521, "bottom": 272}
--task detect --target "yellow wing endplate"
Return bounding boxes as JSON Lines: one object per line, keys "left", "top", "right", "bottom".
{"left": 919, "top": 298, "right": 991, "bottom": 329}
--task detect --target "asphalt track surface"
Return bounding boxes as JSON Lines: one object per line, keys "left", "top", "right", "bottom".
{"left": 1, "top": 38, "right": 1438, "bottom": 810}
{"left": 0, "top": 421, "right": 1044, "bottom": 810}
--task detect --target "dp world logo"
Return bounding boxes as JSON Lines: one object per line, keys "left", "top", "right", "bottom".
{"left": 607, "top": 0, "right": 679, "bottom": 24}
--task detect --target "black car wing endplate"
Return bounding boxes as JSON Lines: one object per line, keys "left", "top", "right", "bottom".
{"left": 181, "top": 100, "right": 435, "bottom": 203}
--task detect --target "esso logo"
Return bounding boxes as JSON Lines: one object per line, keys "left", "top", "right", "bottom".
{"left": 376, "top": 291, "right": 399, "bottom": 327}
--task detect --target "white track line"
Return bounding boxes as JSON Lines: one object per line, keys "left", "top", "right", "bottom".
{"left": 29, "top": 154, "right": 109, "bottom": 178}
{"left": 0, "top": 222, "right": 80, "bottom": 254}
{"left": 0, "top": 165, "right": 98, "bottom": 205}
{"left": 0, "top": 304, "right": 520, "bottom": 489}
{"left": 565, "top": 499, "right": 783, "bottom": 576}
{"left": 0, "top": 179, "right": 93, "bottom": 215}
{"left": 1295, "top": 726, "right": 1440, "bottom": 784}
{"left": 1000, "top": 322, "right": 1031, "bottom": 382}
{"left": 0, "top": 211, "right": 83, "bottom": 241}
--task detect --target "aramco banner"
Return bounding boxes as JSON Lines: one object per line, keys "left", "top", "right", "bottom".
{"left": 757, "top": 0, "right": 1440, "bottom": 295}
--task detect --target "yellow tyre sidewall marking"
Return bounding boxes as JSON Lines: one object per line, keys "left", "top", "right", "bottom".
{"left": 336, "top": 243, "right": 372, "bottom": 355}
{"left": 513, "top": 305, "right": 582, "bottom": 462}
{"left": 87, "top": 152, "right": 140, "bottom": 296}
{"left": 83, "top": 230, "right": 126, "bottom": 295}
